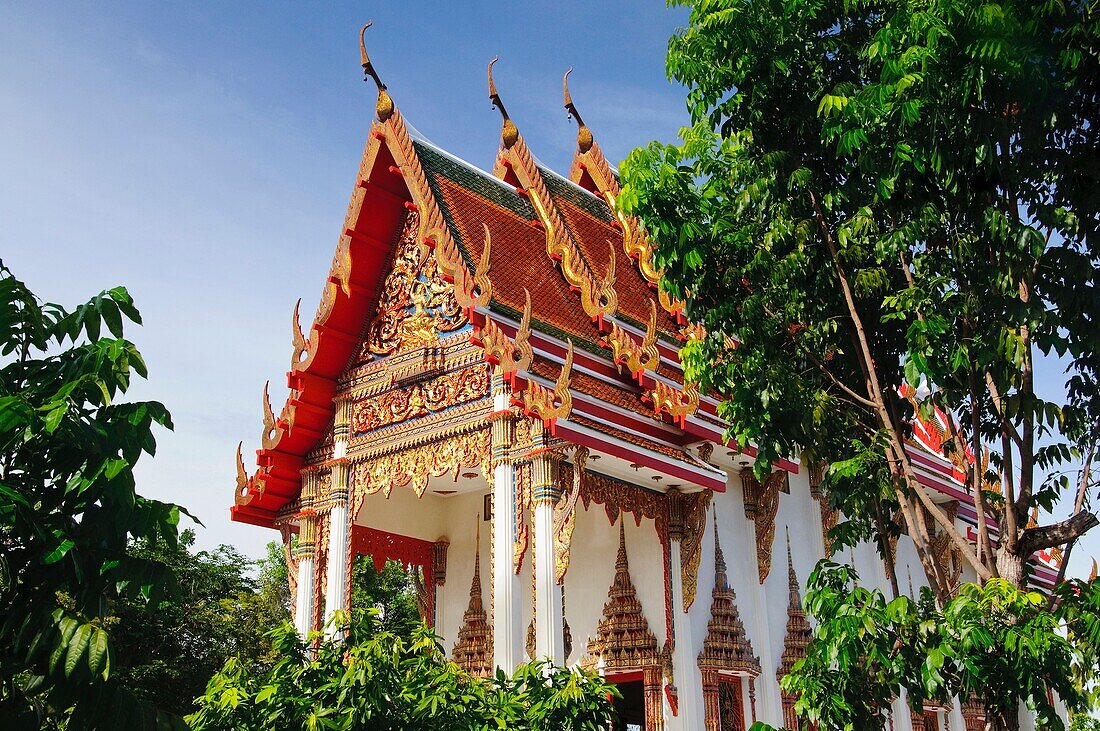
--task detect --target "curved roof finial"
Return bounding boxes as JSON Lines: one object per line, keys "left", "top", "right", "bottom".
{"left": 487, "top": 56, "right": 518, "bottom": 149}
{"left": 359, "top": 21, "right": 394, "bottom": 122}
{"left": 563, "top": 67, "right": 593, "bottom": 153}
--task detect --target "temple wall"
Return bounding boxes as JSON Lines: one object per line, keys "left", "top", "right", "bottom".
{"left": 436, "top": 491, "right": 484, "bottom": 651}
{"left": 563, "top": 505, "right": 619, "bottom": 665}
{"left": 355, "top": 486, "right": 445, "bottom": 543}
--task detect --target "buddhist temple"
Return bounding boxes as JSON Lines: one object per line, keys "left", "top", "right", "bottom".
{"left": 231, "top": 26, "right": 1063, "bottom": 731}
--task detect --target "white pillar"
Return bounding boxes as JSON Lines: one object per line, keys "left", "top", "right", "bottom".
{"left": 668, "top": 532, "right": 705, "bottom": 731}
{"left": 948, "top": 697, "right": 966, "bottom": 731}
{"left": 294, "top": 553, "right": 315, "bottom": 638}
{"left": 531, "top": 423, "right": 564, "bottom": 664}
{"left": 895, "top": 690, "right": 916, "bottom": 731}
{"left": 491, "top": 381, "right": 524, "bottom": 672}
{"left": 323, "top": 500, "right": 348, "bottom": 631}
{"left": 743, "top": 516, "right": 783, "bottom": 722}
{"left": 323, "top": 400, "right": 351, "bottom": 635}
{"left": 294, "top": 469, "right": 321, "bottom": 640}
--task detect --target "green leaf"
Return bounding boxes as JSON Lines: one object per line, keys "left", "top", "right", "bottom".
{"left": 65, "top": 624, "right": 92, "bottom": 677}
{"left": 88, "top": 627, "right": 109, "bottom": 678}
{"left": 42, "top": 538, "right": 75, "bottom": 565}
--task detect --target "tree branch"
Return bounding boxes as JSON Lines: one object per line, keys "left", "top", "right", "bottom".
{"left": 1019, "top": 511, "right": 1099, "bottom": 555}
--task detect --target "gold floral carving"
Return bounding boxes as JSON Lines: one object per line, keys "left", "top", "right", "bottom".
{"left": 520, "top": 341, "right": 574, "bottom": 426}
{"left": 603, "top": 300, "right": 660, "bottom": 380}
{"left": 929, "top": 501, "right": 964, "bottom": 592}
{"left": 553, "top": 447, "right": 586, "bottom": 584}
{"left": 741, "top": 469, "right": 786, "bottom": 584}
{"left": 363, "top": 209, "right": 466, "bottom": 360}
{"left": 820, "top": 500, "right": 839, "bottom": 558}
{"left": 644, "top": 380, "right": 700, "bottom": 427}
{"left": 680, "top": 491, "right": 712, "bottom": 612}
{"left": 513, "top": 461, "right": 532, "bottom": 574}
{"left": 350, "top": 363, "right": 489, "bottom": 434}
{"left": 580, "top": 471, "right": 666, "bottom": 527}
{"left": 351, "top": 429, "right": 490, "bottom": 504}
{"left": 807, "top": 461, "right": 838, "bottom": 557}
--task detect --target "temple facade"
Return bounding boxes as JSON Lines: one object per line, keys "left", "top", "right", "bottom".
{"left": 231, "top": 31, "right": 1062, "bottom": 731}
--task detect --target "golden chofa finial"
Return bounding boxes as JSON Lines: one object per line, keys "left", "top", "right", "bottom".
{"left": 563, "top": 67, "right": 593, "bottom": 153}
{"left": 360, "top": 21, "right": 393, "bottom": 122}
{"left": 487, "top": 57, "right": 518, "bottom": 149}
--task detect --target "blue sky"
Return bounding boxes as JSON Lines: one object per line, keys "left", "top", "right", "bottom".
{"left": 2, "top": 2, "right": 1095, "bottom": 580}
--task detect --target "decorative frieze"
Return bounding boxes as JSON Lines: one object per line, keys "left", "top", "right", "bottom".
{"left": 350, "top": 428, "right": 490, "bottom": 502}
{"left": 580, "top": 471, "right": 666, "bottom": 527}
{"left": 350, "top": 362, "right": 489, "bottom": 434}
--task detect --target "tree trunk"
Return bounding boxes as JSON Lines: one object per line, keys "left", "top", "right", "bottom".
{"left": 995, "top": 548, "right": 1026, "bottom": 589}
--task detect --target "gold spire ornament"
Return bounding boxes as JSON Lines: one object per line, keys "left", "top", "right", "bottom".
{"left": 777, "top": 532, "right": 811, "bottom": 680}
{"left": 562, "top": 67, "right": 593, "bottom": 153}
{"left": 359, "top": 21, "right": 393, "bottom": 122}
{"left": 586, "top": 519, "right": 660, "bottom": 672}
{"left": 487, "top": 57, "right": 518, "bottom": 149}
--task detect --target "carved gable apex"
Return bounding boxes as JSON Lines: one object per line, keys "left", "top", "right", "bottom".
{"left": 358, "top": 208, "right": 467, "bottom": 364}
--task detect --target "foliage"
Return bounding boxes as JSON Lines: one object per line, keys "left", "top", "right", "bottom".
{"left": 350, "top": 556, "right": 421, "bottom": 640}
{"left": 623, "top": 0, "right": 1099, "bottom": 597}
{"left": 0, "top": 263, "right": 186, "bottom": 728}
{"left": 108, "top": 531, "right": 290, "bottom": 717}
{"left": 188, "top": 613, "right": 619, "bottom": 731}
{"left": 1070, "top": 715, "right": 1100, "bottom": 731}
{"left": 750, "top": 564, "right": 1100, "bottom": 731}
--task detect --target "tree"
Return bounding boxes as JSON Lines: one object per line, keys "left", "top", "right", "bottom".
{"left": 0, "top": 263, "right": 186, "bottom": 728}
{"left": 350, "top": 556, "right": 421, "bottom": 640}
{"left": 108, "top": 532, "right": 290, "bottom": 717}
{"left": 622, "top": 0, "right": 1098, "bottom": 604}
{"left": 188, "top": 615, "right": 619, "bottom": 731}
{"left": 621, "top": 0, "right": 1100, "bottom": 726}
{"left": 763, "top": 562, "right": 1100, "bottom": 731}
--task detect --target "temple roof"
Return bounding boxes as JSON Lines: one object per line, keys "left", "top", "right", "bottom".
{"left": 230, "top": 35, "right": 728, "bottom": 528}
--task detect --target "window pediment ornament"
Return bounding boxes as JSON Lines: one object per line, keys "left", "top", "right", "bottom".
{"left": 586, "top": 519, "right": 660, "bottom": 672}
{"left": 698, "top": 510, "right": 760, "bottom": 677}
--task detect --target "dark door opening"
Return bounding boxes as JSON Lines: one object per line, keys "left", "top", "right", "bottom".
{"left": 611, "top": 679, "right": 645, "bottom": 731}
